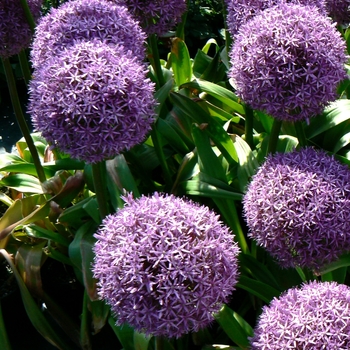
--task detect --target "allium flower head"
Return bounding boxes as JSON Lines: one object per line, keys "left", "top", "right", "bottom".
{"left": 325, "top": 0, "right": 350, "bottom": 26}
{"left": 0, "top": 0, "right": 43, "bottom": 58}
{"left": 31, "top": 0, "right": 146, "bottom": 70}
{"left": 251, "top": 281, "right": 350, "bottom": 349}
{"left": 28, "top": 41, "right": 156, "bottom": 163}
{"left": 92, "top": 192, "right": 240, "bottom": 338}
{"left": 225, "top": 0, "right": 327, "bottom": 38}
{"left": 243, "top": 147, "right": 350, "bottom": 270}
{"left": 111, "top": 0, "right": 187, "bottom": 35}
{"left": 229, "top": 3, "right": 347, "bottom": 122}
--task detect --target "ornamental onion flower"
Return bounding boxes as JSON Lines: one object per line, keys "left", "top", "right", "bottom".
{"left": 92, "top": 192, "right": 240, "bottom": 338}
{"left": 28, "top": 41, "right": 156, "bottom": 163}
{"left": 229, "top": 3, "right": 347, "bottom": 122}
{"left": 325, "top": 0, "right": 350, "bottom": 26}
{"left": 250, "top": 281, "right": 350, "bottom": 349}
{"left": 225, "top": 0, "right": 327, "bottom": 38}
{"left": 0, "top": 0, "right": 43, "bottom": 58}
{"left": 243, "top": 147, "right": 350, "bottom": 270}
{"left": 31, "top": 0, "right": 146, "bottom": 70}
{"left": 111, "top": 0, "right": 187, "bottom": 35}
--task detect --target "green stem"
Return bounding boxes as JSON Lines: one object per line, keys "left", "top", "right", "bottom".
{"left": 19, "top": 0, "right": 36, "bottom": 32}
{"left": 80, "top": 291, "right": 91, "bottom": 348}
{"left": 155, "top": 337, "right": 164, "bottom": 350}
{"left": 0, "top": 302, "right": 11, "bottom": 350}
{"left": 92, "top": 161, "right": 110, "bottom": 221}
{"left": 294, "top": 121, "right": 308, "bottom": 148}
{"left": 151, "top": 124, "right": 173, "bottom": 191}
{"left": 2, "top": 57, "right": 46, "bottom": 184}
{"left": 244, "top": 104, "right": 254, "bottom": 150}
{"left": 148, "top": 34, "right": 165, "bottom": 88}
{"left": 267, "top": 119, "right": 282, "bottom": 155}
{"left": 18, "top": 50, "right": 32, "bottom": 86}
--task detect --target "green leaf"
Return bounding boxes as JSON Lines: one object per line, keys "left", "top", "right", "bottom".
{"left": 0, "top": 173, "right": 42, "bottom": 193}
{"left": 215, "top": 305, "right": 250, "bottom": 349}
{"left": 180, "top": 79, "right": 245, "bottom": 115}
{"left": 171, "top": 92, "right": 238, "bottom": 163}
{"left": 304, "top": 99, "right": 350, "bottom": 139}
{"left": 171, "top": 37, "right": 192, "bottom": 87}
{"left": 0, "top": 249, "right": 75, "bottom": 350}
{"left": 133, "top": 331, "right": 152, "bottom": 350}
{"left": 24, "top": 224, "right": 71, "bottom": 247}
{"left": 318, "top": 253, "right": 350, "bottom": 275}
{"left": 236, "top": 275, "right": 280, "bottom": 303}
{"left": 108, "top": 317, "right": 135, "bottom": 350}
{"left": 0, "top": 302, "right": 11, "bottom": 350}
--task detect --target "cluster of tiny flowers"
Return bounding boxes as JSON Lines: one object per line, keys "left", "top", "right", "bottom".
{"left": 0, "top": 0, "right": 43, "bottom": 58}
{"left": 250, "top": 281, "right": 350, "bottom": 349}
{"left": 243, "top": 147, "right": 350, "bottom": 270}
{"left": 92, "top": 193, "right": 240, "bottom": 338}
{"left": 31, "top": 0, "right": 146, "bottom": 69}
{"left": 111, "top": 0, "right": 187, "bottom": 35}
{"left": 225, "top": 0, "right": 326, "bottom": 38}
{"left": 325, "top": 0, "right": 350, "bottom": 26}
{"left": 229, "top": 3, "right": 347, "bottom": 121}
{"left": 29, "top": 41, "right": 156, "bottom": 163}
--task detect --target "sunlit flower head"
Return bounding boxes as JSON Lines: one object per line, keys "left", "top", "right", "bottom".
{"left": 0, "top": 0, "right": 43, "bottom": 58}
{"left": 229, "top": 3, "right": 347, "bottom": 122}
{"left": 251, "top": 281, "right": 350, "bottom": 349}
{"left": 31, "top": 0, "right": 146, "bottom": 70}
{"left": 111, "top": 0, "right": 187, "bottom": 35}
{"left": 243, "top": 147, "right": 350, "bottom": 270}
{"left": 225, "top": 0, "right": 327, "bottom": 38}
{"left": 28, "top": 41, "right": 156, "bottom": 163}
{"left": 325, "top": 0, "right": 350, "bottom": 26}
{"left": 92, "top": 192, "right": 240, "bottom": 338}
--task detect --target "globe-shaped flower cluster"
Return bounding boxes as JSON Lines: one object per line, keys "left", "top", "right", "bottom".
{"left": 31, "top": 0, "right": 147, "bottom": 69}
{"left": 111, "top": 0, "right": 187, "bottom": 35}
{"left": 29, "top": 0, "right": 156, "bottom": 163}
{"left": 0, "top": 0, "right": 43, "bottom": 58}
{"left": 225, "top": 0, "right": 327, "bottom": 38}
{"left": 250, "top": 281, "right": 350, "bottom": 349}
{"left": 92, "top": 193, "right": 240, "bottom": 338}
{"left": 29, "top": 41, "right": 156, "bottom": 163}
{"left": 325, "top": 0, "right": 350, "bottom": 26}
{"left": 229, "top": 3, "right": 347, "bottom": 121}
{"left": 243, "top": 147, "right": 350, "bottom": 270}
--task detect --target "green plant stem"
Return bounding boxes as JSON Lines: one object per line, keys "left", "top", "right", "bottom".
{"left": 2, "top": 57, "right": 46, "bottom": 184}
{"left": 294, "top": 121, "right": 308, "bottom": 148}
{"left": 244, "top": 104, "right": 254, "bottom": 150}
{"left": 267, "top": 119, "right": 282, "bottom": 155}
{"left": 155, "top": 337, "right": 164, "bottom": 350}
{"left": 92, "top": 161, "right": 110, "bottom": 221}
{"left": 0, "top": 302, "right": 11, "bottom": 350}
{"left": 19, "top": 0, "right": 35, "bottom": 32}
{"left": 151, "top": 124, "right": 173, "bottom": 191}
{"left": 18, "top": 50, "right": 32, "bottom": 86}
{"left": 148, "top": 34, "right": 165, "bottom": 88}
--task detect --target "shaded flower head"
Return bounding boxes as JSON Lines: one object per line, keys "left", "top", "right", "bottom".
{"left": 92, "top": 192, "right": 240, "bottom": 338}
{"left": 243, "top": 147, "right": 350, "bottom": 270}
{"left": 111, "top": 0, "right": 187, "bottom": 35}
{"left": 31, "top": 0, "right": 146, "bottom": 70}
{"left": 28, "top": 41, "right": 156, "bottom": 163}
{"left": 225, "top": 0, "right": 327, "bottom": 38}
{"left": 229, "top": 3, "right": 347, "bottom": 122}
{"left": 250, "top": 281, "right": 350, "bottom": 349}
{"left": 325, "top": 0, "right": 350, "bottom": 26}
{"left": 0, "top": 0, "right": 43, "bottom": 58}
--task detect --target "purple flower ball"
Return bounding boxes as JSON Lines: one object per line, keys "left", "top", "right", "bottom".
{"left": 92, "top": 192, "right": 240, "bottom": 338}
{"left": 251, "top": 281, "right": 350, "bottom": 349}
{"left": 110, "top": 0, "right": 187, "bottom": 35}
{"left": 28, "top": 41, "right": 156, "bottom": 163}
{"left": 325, "top": 0, "right": 350, "bottom": 26}
{"left": 31, "top": 0, "right": 146, "bottom": 70}
{"left": 225, "top": 0, "right": 327, "bottom": 38}
{"left": 243, "top": 147, "right": 350, "bottom": 270}
{"left": 0, "top": 0, "right": 43, "bottom": 58}
{"left": 229, "top": 3, "right": 347, "bottom": 122}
